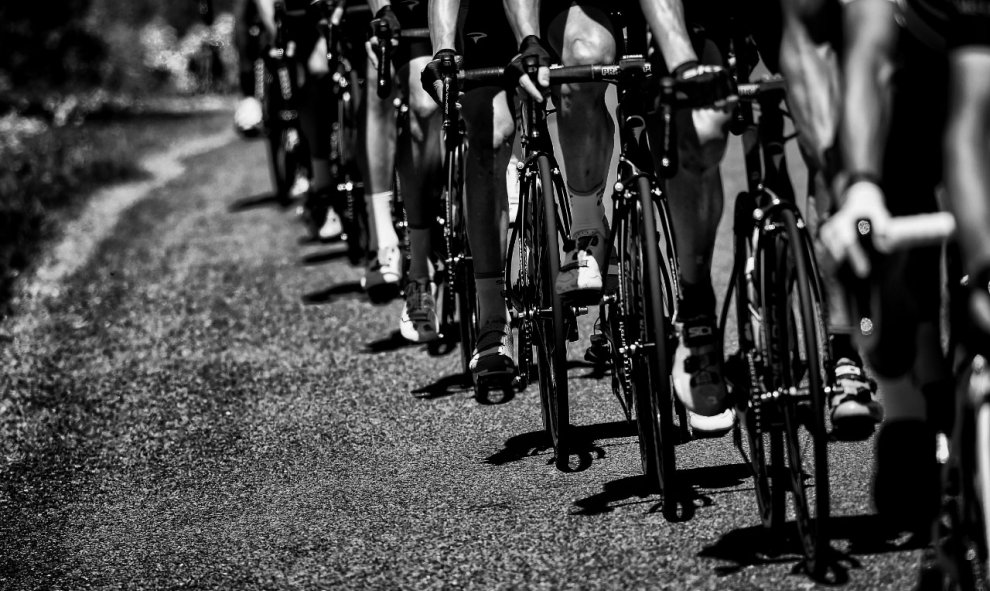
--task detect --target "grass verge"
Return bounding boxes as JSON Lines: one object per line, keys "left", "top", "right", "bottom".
{"left": 0, "top": 106, "right": 232, "bottom": 316}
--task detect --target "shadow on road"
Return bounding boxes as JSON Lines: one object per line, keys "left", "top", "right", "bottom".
{"left": 300, "top": 249, "right": 349, "bottom": 266}
{"left": 699, "top": 513, "right": 924, "bottom": 585}
{"left": 363, "top": 330, "right": 418, "bottom": 353}
{"left": 301, "top": 282, "right": 363, "bottom": 305}
{"left": 571, "top": 462, "right": 752, "bottom": 520}
{"left": 229, "top": 192, "right": 289, "bottom": 212}
{"left": 413, "top": 373, "right": 472, "bottom": 400}
{"left": 485, "top": 420, "right": 635, "bottom": 472}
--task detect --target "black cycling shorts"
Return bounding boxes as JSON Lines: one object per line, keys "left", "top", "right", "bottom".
{"left": 457, "top": 0, "right": 518, "bottom": 70}
{"left": 389, "top": 0, "right": 432, "bottom": 68}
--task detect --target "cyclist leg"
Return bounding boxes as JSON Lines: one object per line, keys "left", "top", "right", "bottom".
{"left": 546, "top": 2, "right": 616, "bottom": 304}
{"left": 856, "top": 28, "right": 949, "bottom": 538}
{"left": 945, "top": 35, "right": 990, "bottom": 333}
{"left": 361, "top": 41, "right": 403, "bottom": 299}
{"left": 234, "top": 0, "right": 264, "bottom": 135}
{"left": 397, "top": 50, "right": 444, "bottom": 342}
{"left": 297, "top": 35, "right": 348, "bottom": 241}
{"left": 461, "top": 87, "right": 517, "bottom": 379}
{"left": 658, "top": 29, "right": 734, "bottom": 431}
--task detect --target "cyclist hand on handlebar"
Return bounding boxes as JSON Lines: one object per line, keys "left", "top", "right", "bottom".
{"left": 421, "top": 48, "right": 463, "bottom": 106}
{"left": 673, "top": 61, "right": 737, "bottom": 110}
{"left": 367, "top": 4, "right": 400, "bottom": 68}
{"left": 506, "top": 35, "right": 551, "bottom": 102}
{"left": 819, "top": 178, "right": 891, "bottom": 278}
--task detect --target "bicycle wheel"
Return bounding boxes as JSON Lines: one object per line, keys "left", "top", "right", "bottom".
{"left": 733, "top": 191, "right": 786, "bottom": 531}
{"left": 623, "top": 177, "right": 677, "bottom": 504}
{"left": 531, "top": 154, "right": 569, "bottom": 470}
{"left": 759, "top": 206, "right": 831, "bottom": 575}
{"left": 268, "top": 126, "right": 301, "bottom": 203}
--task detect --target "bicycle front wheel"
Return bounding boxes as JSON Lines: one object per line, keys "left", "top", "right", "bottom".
{"left": 759, "top": 206, "right": 831, "bottom": 575}
{"left": 627, "top": 176, "right": 678, "bottom": 505}
{"left": 532, "top": 154, "right": 569, "bottom": 470}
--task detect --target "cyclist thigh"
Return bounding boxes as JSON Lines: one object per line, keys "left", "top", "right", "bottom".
{"left": 461, "top": 88, "right": 515, "bottom": 152}
{"left": 405, "top": 56, "right": 438, "bottom": 122}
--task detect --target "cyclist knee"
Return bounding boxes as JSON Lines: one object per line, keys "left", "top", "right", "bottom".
{"left": 562, "top": 32, "right": 615, "bottom": 67}
{"left": 408, "top": 83, "right": 438, "bottom": 123}
{"left": 679, "top": 110, "right": 730, "bottom": 173}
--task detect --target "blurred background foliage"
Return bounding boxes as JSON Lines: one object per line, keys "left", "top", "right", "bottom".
{"left": 0, "top": 1, "right": 245, "bottom": 315}
{"left": 1, "top": 0, "right": 242, "bottom": 117}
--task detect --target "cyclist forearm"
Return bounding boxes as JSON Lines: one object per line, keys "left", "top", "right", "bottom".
{"left": 252, "top": 0, "right": 276, "bottom": 38}
{"left": 779, "top": 0, "right": 839, "bottom": 170}
{"left": 839, "top": 0, "right": 897, "bottom": 190}
{"left": 639, "top": 0, "right": 696, "bottom": 70}
{"left": 368, "top": 0, "right": 391, "bottom": 12}
{"left": 503, "top": 0, "right": 540, "bottom": 43}
{"left": 945, "top": 50, "right": 990, "bottom": 274}
{"left": 429, "top": 0, "right": 459, "bottom": 51}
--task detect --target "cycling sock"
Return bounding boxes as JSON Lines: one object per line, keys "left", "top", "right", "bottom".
{"left": 830, "top": 332, "right": 862, "bottom": 365}
{"left": 408, "top": 227, "right": 431, "bottom": 282}
{"left": 371, "top": 191, "right": 399, "bottom": 252}
{"left": 475, "top": 274, "right": 508, "bottom": 327}
{"left": 678, "top": 279, "right": 717, "bottom": 319}
{"left": 312, "top": 158, "right": 332, "bottom": 192}
{"left": 568, "top": 180, "right": 607, "bottom": 237}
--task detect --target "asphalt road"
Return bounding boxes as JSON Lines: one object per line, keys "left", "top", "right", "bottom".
{"left": 1, "top": 122, "right": 922, "bottom": 590}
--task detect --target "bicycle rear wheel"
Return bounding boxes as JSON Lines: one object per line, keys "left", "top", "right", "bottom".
{"left": 625, "top": 177, "right": 677, "bottom": 505}
{"left": 531, "top": 154, "right": 569, "bottom": 470}
{"left": 733, "top": 191, "right": 786, "bottom": 531}
{"left": 759, "top": 206, "right": 831, "bottom": 575}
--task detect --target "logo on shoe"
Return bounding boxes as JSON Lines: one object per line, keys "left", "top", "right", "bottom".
{"left": 687, "top": 326, "right": 712, "bottom": 339}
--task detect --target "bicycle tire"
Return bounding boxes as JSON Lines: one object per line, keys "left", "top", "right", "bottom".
{"left": 975, "top": 394, "right": 990, "bottom": 589}
{"left": 760, "top": 207, "right": 831, "bottom": 575}
{"left": 627, "top": 176, "right": 677, "bottom": 504}
{"left": 267, "top": 127, "right": 299, "bottom": 202}
{"left": 733, "top": 192, "right": 786, "bottom": 530}
{"left": 532, "top": 154, "right": 569, "bottom": 470}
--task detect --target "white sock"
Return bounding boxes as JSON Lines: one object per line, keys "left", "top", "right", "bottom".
{"left": 568, "top": 181, "right": 607, "bottom": 238}
{"left": 475, "top": 275, "right": 508, "bottom": 326}
{"left": 371, "top": 191, "right": 399, "bottom": 253}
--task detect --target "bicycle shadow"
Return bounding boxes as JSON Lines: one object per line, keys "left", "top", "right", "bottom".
{"left": 571, "top": 462, "right": 752, "bottom": 521}
{"left": 301, "top": 282, "right": 363, "bottom": 305}
{"left": 412, "top": 373, "right": 472, "bottom": 400}
{"left": 698, "top": 513, "right": 925, "bottom": 584}
{"left": 300, "top": 249, "right": 349, "bottom": 266}
{"left": 485, "top": 420, "right": 635, "bottom": 472}
{"left": 363, "top": 330, "right": 418, "bottom": 354}
{"left": 229, "top": 191, "right": 289, "bottom": 212}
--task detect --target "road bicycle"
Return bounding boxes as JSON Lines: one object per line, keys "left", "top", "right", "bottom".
{"left": 452, "top": 58, "right": 579, "bottom": 469}
{"left": 264, "top": 2, "right": 313, "bottom": 207}
{"left": 314, "top": 0, "right": 370, "bottom": 263}
{"left": 719, "top": 63, "right": 836, "bottom": 574}
{"left": 852, "top": 211, "right": 990, "bottom": 590}
{"left": 555, "top": 55, "right": 731, "bottom": 508}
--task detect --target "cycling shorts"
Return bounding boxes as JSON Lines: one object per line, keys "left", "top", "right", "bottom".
{"left": 458, "top": 0, "right": 518, "bottom": 70}
{"left": 389, "top": 0, "right": 432, "bottom": 67}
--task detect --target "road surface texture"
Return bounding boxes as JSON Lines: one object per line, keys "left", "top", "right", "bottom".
{"left": 1, "top": 118, "right": 921, "bottom": 589}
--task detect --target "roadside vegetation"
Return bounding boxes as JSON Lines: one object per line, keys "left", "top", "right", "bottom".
{"left": 0, "top": 0, "right": 243, "bottom": 316}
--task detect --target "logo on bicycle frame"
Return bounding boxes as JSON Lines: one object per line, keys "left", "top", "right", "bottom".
{"left": 466, "top": 32, "right": 487, "bottom": 44}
